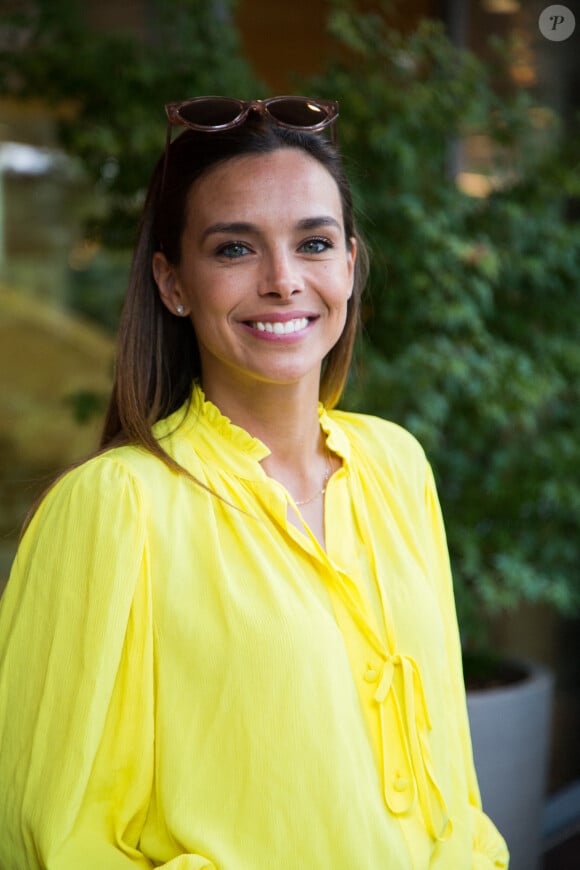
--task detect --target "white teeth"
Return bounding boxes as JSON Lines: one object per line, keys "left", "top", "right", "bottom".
{"left": 252, "top": 318, "right": 309, "bottom": 334}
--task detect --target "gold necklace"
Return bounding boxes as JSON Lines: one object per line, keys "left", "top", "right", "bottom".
{"left": 294, "top": 458, "right": 332, "bottom": 506}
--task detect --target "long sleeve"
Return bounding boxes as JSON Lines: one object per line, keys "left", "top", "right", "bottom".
{"left": 0, "top": 457, "right": 156, "bottom": 869}
{"left": 424, "top": 464, "right": 509, "bottom": 869}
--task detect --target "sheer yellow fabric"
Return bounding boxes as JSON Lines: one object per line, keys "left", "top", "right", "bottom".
{"left": 0, "top": 386, "right": 508, "bottom": 868}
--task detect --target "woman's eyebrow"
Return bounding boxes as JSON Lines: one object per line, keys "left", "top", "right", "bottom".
{"left": 296, "top": 216, "right": 341, "bottom": 231}
{"left": 202, "top": 221, "right": 256, "bottom": 241}
{"left": 202, "top": 216, "right": 342, "bottom": 242}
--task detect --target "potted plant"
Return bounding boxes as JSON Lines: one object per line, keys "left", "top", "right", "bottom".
{"left": 302, "top": 5, "right": 580, "bottom": 868}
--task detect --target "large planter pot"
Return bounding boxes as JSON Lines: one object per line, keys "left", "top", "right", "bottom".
{"left": 467, "top": 659, "right": 554, "bottom": 870}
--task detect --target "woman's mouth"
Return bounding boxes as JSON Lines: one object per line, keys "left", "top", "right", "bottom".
{"left": 249, "top": 317, "right": 310, "bottom": 335}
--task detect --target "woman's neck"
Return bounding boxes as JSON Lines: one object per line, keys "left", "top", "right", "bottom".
{"left": 201, "top": 375, "right": 336, "bottom": 549}
{"left": 201, "top": 375, "right": 327, "bottom": 482}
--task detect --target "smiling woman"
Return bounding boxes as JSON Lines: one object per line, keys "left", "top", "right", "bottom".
{"left": 152, "top": 148, "right": 355, "bottom": 432}
{"left": 0, "top": 97, "right": 509, "bottom": 869}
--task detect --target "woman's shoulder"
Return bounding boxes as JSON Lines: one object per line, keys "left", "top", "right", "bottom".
{"left": 327, "top": 407, "right": 427, "bottom": 466}
{"left": 32, "top": 444, "right": 172, "bottom": 522}
{"left": 325, "top": 409, "right": 434, "bottom": 506}
{"left": 58, "top": 444, "right": 159, "bottom": 485}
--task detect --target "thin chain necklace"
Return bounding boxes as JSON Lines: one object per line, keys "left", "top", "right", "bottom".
{"left": 294, "top": 456, "right": 332, "bottom": 506}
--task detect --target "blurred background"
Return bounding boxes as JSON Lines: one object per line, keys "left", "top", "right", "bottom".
{"left": 1, "top": 0, "right": 579, "bottom": 866}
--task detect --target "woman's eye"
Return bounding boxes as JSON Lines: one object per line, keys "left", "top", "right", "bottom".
{"left": 217, "top": 242, "right": 251, "bottom": 259}
{"left": 300, "top": 237, "right": 333, "bottom": 254}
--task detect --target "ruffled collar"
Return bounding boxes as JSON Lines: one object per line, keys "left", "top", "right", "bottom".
{"left": 154, "top": 383, "right": 351, "bottom": 479}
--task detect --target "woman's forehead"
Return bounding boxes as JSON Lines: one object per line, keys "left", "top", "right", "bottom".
{"left": 186, "top": 148, "right": 344, "bottom": 224}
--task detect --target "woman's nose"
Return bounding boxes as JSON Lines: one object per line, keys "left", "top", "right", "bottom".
{"left": 258, "top": 251, "right": 304, "bottom": 298}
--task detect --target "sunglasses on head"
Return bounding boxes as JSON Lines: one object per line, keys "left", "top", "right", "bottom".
{"left": 160, "top": 95, "right": 339, "bottom": 193}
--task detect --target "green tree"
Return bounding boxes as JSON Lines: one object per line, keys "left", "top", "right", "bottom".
{"left": 0, "top": 0, "right": 263, "bottom": 326}
{"left": 305, "top": 4, "right": 580, "bottom": 648}
{"left": 2, "top": 0, "right": 579, "bottom": 653}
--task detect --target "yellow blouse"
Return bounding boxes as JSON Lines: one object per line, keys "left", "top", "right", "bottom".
{"left": 0, "top": 386, "right": 508, "bottom": 869}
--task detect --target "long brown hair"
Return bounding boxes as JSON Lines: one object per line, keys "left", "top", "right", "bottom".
{"left": 101, "top": 118, "right": 369, "bottom": 469}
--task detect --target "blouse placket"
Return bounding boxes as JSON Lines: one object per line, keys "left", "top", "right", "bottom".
{"left": 182, "top": 390, "right": 452, "bottom": 844}
{"left": 280, "top": 436, "right": 452, "bottom": 845}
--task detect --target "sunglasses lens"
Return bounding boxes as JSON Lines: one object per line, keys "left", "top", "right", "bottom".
{"left": 267, "top": 98, "right": 333, "bottom": 128}
{"left": 178, "top": 97, "right": 244, "bottom": 127}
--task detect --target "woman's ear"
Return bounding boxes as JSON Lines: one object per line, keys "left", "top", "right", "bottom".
{"left": 152, "top": 252, "right": 190, "bottom": 317}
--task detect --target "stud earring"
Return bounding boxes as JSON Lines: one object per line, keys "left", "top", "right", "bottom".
{"left": 176, "top": 304, "right": 185, "bottom": 316}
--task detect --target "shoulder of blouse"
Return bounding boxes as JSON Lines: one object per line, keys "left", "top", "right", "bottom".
{"left": 25, "top": 446, "right": 168, "bottom": 537}
{"left": 324, "top": 408, "right": 428, "bottom": 471}
{"left": 65, "top": 445, "right": 166, "bottom": 488}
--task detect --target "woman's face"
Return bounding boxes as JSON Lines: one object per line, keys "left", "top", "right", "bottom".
{"left": 153, "top": 147, "right": 356, "bottom": 401}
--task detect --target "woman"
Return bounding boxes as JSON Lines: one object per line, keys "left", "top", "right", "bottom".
{"left": 0, "top": 97, "right": 508, "bottom": 868}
